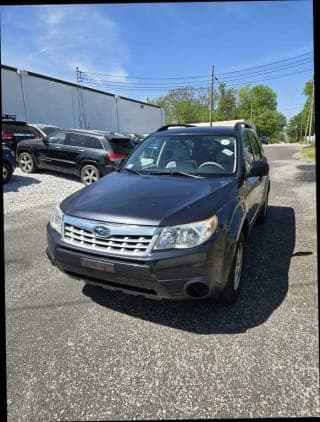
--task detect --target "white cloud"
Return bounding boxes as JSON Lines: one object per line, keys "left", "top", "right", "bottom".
{"left": 2, "top": 5, "right": 130, "bottom": 85}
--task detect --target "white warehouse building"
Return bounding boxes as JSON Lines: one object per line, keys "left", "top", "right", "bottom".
{"left": 1, "top": 65, "right": 165, "bottom": 134}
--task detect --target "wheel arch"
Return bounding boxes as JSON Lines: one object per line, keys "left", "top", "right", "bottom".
{"left": 77, "top": 159, "right": 100, "bottom": 176}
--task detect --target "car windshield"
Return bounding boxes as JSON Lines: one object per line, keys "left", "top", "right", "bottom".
{"left": 123, "top": 133, "right": 237, "bottom": 176}
{"left": 41, "top": 126, "right": 61, "bottom": 135}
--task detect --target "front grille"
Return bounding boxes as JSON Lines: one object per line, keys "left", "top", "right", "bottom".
{"left": 63, "top": 215, "right": 159, "bottom": 257}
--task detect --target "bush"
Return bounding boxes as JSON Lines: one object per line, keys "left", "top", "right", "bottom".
{"left": 300, "top": 146, "right": 315, "bottom": 162}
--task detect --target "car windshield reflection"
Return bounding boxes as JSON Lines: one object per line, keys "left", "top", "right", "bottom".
{"left": 123, "top": 134, "right": 237, "bottom": 177}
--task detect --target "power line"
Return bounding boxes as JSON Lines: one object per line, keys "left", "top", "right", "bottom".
{"left": 81, "top": 58, "right": 312, "bottom": 88}
{"left": 81, "top": 68, "right": 312, "bottom": 92}
{"left": 219, "top": 58, "right": 312, "bottom": 82}
{"left": 82, "top": 72, "right": 210, "bottom": 80}
{"left": 216, "top": 52, "right": 312, "bottom": 77}
{"left": 80, "top": 51, "right": 312, "bottom": 81}
{"left": 81, "top": 75, "right": 211, "bottom": 87}
{"left": 222, "top": 68, "right": 313, "bottom": 88}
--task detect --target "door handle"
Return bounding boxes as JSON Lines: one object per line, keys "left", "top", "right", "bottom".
{"left": 55, "top": 146, "right": 62, "bottom": 149}
{"left": 78, "top": 149, "right": 84, "bottom": 152}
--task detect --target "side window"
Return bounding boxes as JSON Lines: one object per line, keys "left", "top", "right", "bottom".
{"left": 68, "top": 133, "right": 85, "bottom": 147}
{"left": 249, "top": 133, "right": 263, "bottom": 160}
{"left": 83, "top": 136, "right": 103, "bottom": 149}
{"left": 242, "top": 131, "right": 254, "bottom": 155}
{"left": 242, "top": 132, "right": 254, "bottom": 173}
{"left": 47, "top": 132, "right": 67, "bottom": 144}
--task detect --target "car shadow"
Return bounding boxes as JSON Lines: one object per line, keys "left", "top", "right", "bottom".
{"left": 36, "top": 169, "right": 82, "bottom": 184}
{"left": 3, "top": 174, "right": 41, "bottom": 192}
{"left": 296, "top": 164, "right": 315, "bottom": 183}
{"left": 82, "top": 205, "right": 295, "bottom": 334}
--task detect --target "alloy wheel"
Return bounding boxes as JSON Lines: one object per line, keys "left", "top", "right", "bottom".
{"left": 83, "top": 167, "right": 99, "bottom": 185}
{"left": 233, "top": 242, "right": 243, "bottom": 291}
{"left": 20, "top": 154, "right": 33, "bottom": 172}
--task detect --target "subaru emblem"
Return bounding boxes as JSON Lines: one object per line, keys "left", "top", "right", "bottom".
{"left": 94, "top": 225, "right": 111, "bottom": 238}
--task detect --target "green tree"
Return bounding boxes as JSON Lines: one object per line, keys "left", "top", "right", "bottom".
{"left": 215, "top": 83, "right": 237, "bottom": 120}
{"left": 287, "top": 79, "right": 314, "bottom": 142}
{"left": 257, "top": 110, "right": 287, "bottom": 142}
{"left": 287, "top": 112, "right": 305, "bottom": 142}
{"left": 236, "top": 84, "right": 277, "bottom": 120}
{"left": 236, "top": 84, "right": 285, "bottom": 140}
{"left": 301, "top": 79, "right": 315, "bottom": 137}
{"left": 149, "top": 87, "right": 210, "bottom": 124}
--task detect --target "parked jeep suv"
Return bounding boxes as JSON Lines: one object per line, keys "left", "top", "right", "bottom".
{"left": 16, "top": 129, "right": 135, "bottom": 185}
{"left": 2, "top": 114, "right": 39, "bottom": 152}
{"left": 46, "top": 123, "right": 270, "bottom": 303}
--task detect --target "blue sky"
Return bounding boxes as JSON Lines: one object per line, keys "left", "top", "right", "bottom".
{"left": 1, "top": 1, "right": 314, "bottom": 121}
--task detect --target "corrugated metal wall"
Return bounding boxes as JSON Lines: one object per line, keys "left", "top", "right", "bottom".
{"left": 1, "top": 66, "right": 165, "bottom": 134}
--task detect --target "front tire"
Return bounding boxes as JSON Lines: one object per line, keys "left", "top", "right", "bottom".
{"left": 80, "top": 164, "right": 100, "bottom": 185}
{"left": 220, "top": 233, "right": 245, "bottom": 305}
{"left": 3, "top": 162, "right": 13, "bottom": 184}
{"left": 18, "top": 152, "right": 37, "bottom": 173}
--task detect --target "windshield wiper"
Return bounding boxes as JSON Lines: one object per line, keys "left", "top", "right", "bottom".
{"left": 148, "top": 170, "right": 203, "bottom": 179}
{"left": 122, "top": 167, "right": 142, "bottom": 175}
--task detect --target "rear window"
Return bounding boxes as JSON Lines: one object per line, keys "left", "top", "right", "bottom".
{"left": 83, "top": 136, "right": 103, "bottom": 149}
{"left": 67, "top": 133, "right": 103, "bottom": 149}
{"left": 107, "top": 137, "right": 135, "bottom": 154}
{"left": 2, "top": 123, "right": 39, "bottom": 138}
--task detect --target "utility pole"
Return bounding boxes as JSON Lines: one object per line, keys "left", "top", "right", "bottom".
{"left": 308, "top": 80, "right": 314, "bottom": 144}
{"left": 209, "top": 65, "right": 214, "bottom": 126}
{"left": 304, "top": 78, "right": 314, "bottom": 144}
{"left": 304, "top": 97, "right": 311, "bottom": 143}
{"left": 299, "top": 109, "right": 304, "bottom": 142}
{"left": 76, "top": 66, "right": 86, "bottom": 129}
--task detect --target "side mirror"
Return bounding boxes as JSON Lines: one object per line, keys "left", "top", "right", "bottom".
{"left": 42, "top": 137, "right": 49, "bottom": 144}
{"left": 114, "top": 158, "right": 125, "bottom": 170}
{"left": 249, "top": 160, "right": 269, "bottom": 177}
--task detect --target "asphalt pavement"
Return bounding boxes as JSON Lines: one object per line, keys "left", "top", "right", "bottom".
{"left": 4, "top": 143, "right": 319, "bottom": 419}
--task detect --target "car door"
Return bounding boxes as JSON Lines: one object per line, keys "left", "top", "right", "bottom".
{"left": 37, "top": 131, "right": 68, "bottom": 170}
{"left": 248, "top": 132, "right": 268, "bottom": 214}
{"left": 57, "top": 132, "right": 89, "bottom": 174}
{"left": 239, "top": 130, "right": 261, "bottom": 225}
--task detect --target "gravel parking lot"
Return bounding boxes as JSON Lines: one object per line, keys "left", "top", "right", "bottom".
{"left": 4, "top": 144, "right": 319, "bottom": 420}
{"left": 3, "top": 168, "right": 83, "bottom": 216}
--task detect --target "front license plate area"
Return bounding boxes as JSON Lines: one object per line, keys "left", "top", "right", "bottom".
{"left": 80, "top": 257, "right": 115, "bottom": 273}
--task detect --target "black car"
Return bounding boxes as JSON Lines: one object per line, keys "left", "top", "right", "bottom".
{"left": 46, "top": 122, "right": 270, "bottom": 304}
{"left": 16, "top": 129, "right": 135, "bottom": 185}
{"left": 2, "top": 144, "right": 17, "bottom": 183}
{"left": 28, "top": 123, "right": 62, "bottom": 138}
{"left": 2, "top": 114, "right": 40, "bottom": 152}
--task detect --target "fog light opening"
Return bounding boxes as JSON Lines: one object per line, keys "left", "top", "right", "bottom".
{"left": 185, "top": 282, "right": 209, "bottom": 298}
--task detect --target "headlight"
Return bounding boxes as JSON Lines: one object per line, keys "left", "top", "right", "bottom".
{"left": 153, "top": 215, "right": 218, "bottom": 250}
{"left": 50, "top": 206, "right": 64, "bottom": 235}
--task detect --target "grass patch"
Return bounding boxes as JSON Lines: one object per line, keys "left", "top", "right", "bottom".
{"left": 300, "top": 145, "right": 315, "bottom": 162}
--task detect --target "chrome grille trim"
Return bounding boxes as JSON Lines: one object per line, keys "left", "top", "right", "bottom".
{"left": 62, "top": 215, "right": 160, "bottom": 257}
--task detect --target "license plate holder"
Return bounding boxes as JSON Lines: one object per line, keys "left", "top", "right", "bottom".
{"left": 80, "top": 257, "right": 115, "bottom": 273}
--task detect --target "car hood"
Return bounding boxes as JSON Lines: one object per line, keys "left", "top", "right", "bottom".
{"left": 61, "top": 171, "right": 238, "bottom": 226}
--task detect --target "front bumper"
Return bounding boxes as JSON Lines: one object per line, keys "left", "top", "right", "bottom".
{"left": 47, "top": 224, "right": 232, "bottom": 300}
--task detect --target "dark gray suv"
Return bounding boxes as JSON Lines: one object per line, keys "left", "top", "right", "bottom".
{"left": 46, "top": 122, "right": 270, "bottom": 304}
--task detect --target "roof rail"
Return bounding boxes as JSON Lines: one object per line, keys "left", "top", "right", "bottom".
{"left": 2, "top": 113, "right": 17, "bottom": 120}
{"left": 155, "top": 124, "right": 196, "bottom": 132}
{"left": 234, "top": 121, "right": 254, "bottom": 130}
